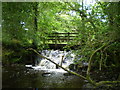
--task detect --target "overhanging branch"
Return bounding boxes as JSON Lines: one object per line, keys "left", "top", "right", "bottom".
{"left": 27, "top": 48, "right": 86, "bottom": 80}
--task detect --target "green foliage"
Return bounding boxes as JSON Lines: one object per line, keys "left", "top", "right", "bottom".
{"left": 2, "top": 2, "right": 34, "bottom": 47}
{"left": 64, "top": 2, "right": 120, "bottom": 69}
{"left": 2, "top": 2, "right": 120, "bottom": 69}
{"left": 2, "top": 2, "right": 120, "bottom": 88}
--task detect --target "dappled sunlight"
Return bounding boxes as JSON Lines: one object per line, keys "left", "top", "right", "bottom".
{"left": 2, "top": 1, "right": 120, "bottom": 89}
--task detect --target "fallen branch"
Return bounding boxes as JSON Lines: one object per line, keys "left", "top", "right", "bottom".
{"left": 27, "top": 48, "right": 86, "bottom": 80}
{"left": 96, "top": 81, "right": 120, "bottom": 87}
{"left": 27, "top": 48, "right": 120, "bottom": 87}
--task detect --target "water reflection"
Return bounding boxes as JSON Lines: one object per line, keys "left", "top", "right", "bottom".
{"left": 3, "top": 50, "right": 86, "bottom": 88}
{"left": 2, "top": 65, "right": 85, "bottom": 88}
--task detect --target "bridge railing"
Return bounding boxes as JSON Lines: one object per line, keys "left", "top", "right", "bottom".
{"left": 46, "top": 32, "right": 78, "bottom": 44}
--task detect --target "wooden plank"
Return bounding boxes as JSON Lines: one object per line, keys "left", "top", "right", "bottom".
{"left": 45, "top": 32, "right": 78, "bottom": 44}
{"left": 48, "top": 36, "right": 78, "bottom": 37}
{"left": 47, "top": 39, "right": 74, "bottom": 40}
{"left": 46, "top": 33, "right": 78, "bottom": 34}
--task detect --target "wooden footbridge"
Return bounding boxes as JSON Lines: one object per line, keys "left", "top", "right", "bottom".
{"left": 46, "top": 32, "right": 79, "bottom": 49}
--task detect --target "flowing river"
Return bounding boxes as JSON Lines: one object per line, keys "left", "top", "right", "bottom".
{"left": 2, "top": 50, "right": 90, "bottom": 88}
{"left": 3, "top": 50, "right": 119, "bottom": 88}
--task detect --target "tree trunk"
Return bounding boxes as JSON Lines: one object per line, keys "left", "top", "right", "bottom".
{"left": 32, "top": 2, "right": 38, "bottom": 49}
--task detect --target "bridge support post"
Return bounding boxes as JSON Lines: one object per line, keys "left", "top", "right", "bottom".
{"left": 67, "top": 32, "right": 70, "bottom": 43}
{"left": 55, "top": 34, "right": 57, "bottom": 49}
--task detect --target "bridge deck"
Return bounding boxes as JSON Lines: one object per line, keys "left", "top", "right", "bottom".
{"left": 48, "top": 44, "right": 80, "bottom": 50}
{"left": 45, "top": 32, "right": 79, "bottom": 50}
{"left": 48, "top": 44, "right": 67, "bottom": 50}
{"left": 46, "top": 32, "right": 78, "bottom": 44}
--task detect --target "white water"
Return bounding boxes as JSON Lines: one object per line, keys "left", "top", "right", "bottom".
{"left": 26, "top": 50, "right": 76, "bottom": 72}
{"left": 25, "top": 50, "right": 89, "bottom": 74}
{"left": 38, "top": 50, "right": 75, "bottom": 69}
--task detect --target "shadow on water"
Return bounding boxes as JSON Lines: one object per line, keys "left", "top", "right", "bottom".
{"left": 3, "top": 50, "right": 119, "bottom": 89}
{"left": 2, "top": 64, "right": 85, "bottom": 88}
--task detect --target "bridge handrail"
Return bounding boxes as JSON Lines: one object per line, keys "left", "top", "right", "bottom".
{"left": 48, "top": 32, "right": 78, "bottom": 34}
{"left": 46, "top": 32, "right": 78, "bottom": 43}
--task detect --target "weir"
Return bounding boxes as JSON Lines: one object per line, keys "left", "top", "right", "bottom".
{"left": 35, "top": 50, "right": 75, "bottom": 70}
{"left": 26, "top": 50, "right": 77, "bottom": 72}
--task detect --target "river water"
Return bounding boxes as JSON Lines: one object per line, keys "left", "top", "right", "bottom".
{"left": 3, "top": 64, "right": 86, "bottom": 88}
{"left": 2, "top": 50, "right": 87, "bottom": 88}
{"left": 2, "top": 50, "right": 119, "bottom": 88}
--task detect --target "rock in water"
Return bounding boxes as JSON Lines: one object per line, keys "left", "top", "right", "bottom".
{"left": 42, "top": 72, "right": 51, "bottom": 77}
{"left": 69, "top": 64, "right": 78, "bottom": 71}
